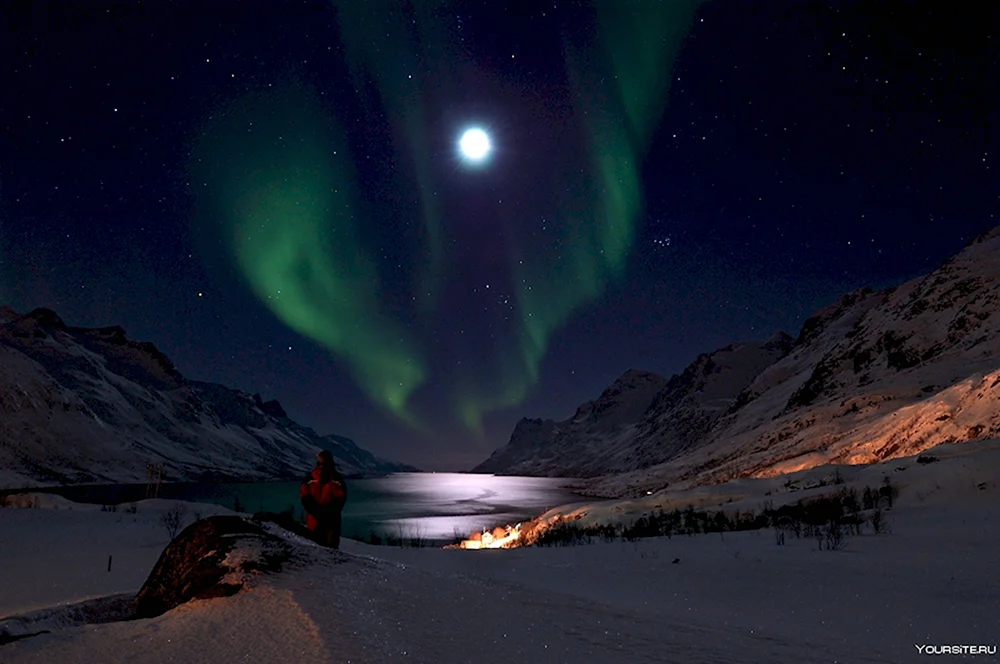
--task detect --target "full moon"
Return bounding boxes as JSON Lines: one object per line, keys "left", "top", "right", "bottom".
{"left": 459, "top": 128, "right": 491, "bottom": 161}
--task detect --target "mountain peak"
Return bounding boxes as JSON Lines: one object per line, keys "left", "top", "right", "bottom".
{"left": 254, "top": 393, "right": 288, "bottom": 419}
{"left": 0, "top": 305, "right": 20, "bottom": 324}
{"left": 967, "top": 222, "right": 1000, "bottom": 246}
{"left": 0, "top": 310, "right": 412, "bottom": 485}
{"left": 763, "top": 331, "right": 795, "bottom": 351}
{"left": 617, "top": 368, "right": 664, "bottom": 381}
{"left": 794, "top": 287, "right": 881, "bottom": 346}
{"left": 25, "top": 307, "right": 67, "bottom": 329}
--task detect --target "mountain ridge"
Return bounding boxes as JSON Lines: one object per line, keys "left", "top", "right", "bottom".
{"left": 476, "top": 224, "right": 1000, "bottom": 497}
{"left": 0, "top": 308, "right": 416, "bottom": 487}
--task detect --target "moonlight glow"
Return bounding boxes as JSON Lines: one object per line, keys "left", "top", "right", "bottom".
{"left": 459, "top": 128, "right": 491, "bottom": 161}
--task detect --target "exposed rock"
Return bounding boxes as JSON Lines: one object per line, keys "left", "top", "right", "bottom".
{"left": 252, "top": 510, "right": 314, "bottom": 540}
{"left": 134, "top": 515, "right": 296, "bottom": 619}
{"left": 254, "top": 393, "right": 288, "bottom": 419}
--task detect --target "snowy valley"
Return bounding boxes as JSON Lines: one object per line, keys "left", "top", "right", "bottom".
{"left": 1, "top": 437, "right": 997, "bottom": 662}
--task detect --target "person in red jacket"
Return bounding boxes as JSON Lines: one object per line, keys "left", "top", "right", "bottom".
{"left": 299, "top": 450, "right": 347, "bottom": 548}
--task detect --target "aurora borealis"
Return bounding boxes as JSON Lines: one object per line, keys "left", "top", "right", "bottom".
{"left": 193, "top": 86, "right": 427, "bottom": 423}
{"left": 1, "top": 2, "right": 994, "bottom": 469}
{"left": 191, "top": 1, "right": 700, "bottom": 433}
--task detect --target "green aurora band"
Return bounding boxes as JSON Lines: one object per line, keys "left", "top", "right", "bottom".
{"left": 192, "top": 88, "right": 425, "bottom": 420}
{"left": 333, "top": 0, "right": 456, "bottom": 317}
{"left": 193, "top": 1, "right": 700, "bottom": 435}
{"left": 457, "top": 1, "right": 702, "bottom": 431}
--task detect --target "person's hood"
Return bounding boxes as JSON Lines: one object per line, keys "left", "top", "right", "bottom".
{"left": 309, "top": 465, "right": 339, "bottom": 482}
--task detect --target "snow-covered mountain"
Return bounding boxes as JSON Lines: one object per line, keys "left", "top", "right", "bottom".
{"left": 473, "top": 369, "right": 668, "bottom": 477}
{"left": 473, "top": 338, "right": 792, "bottom": 478}
{"left": 478, "top": 224, "right": 1000, "bottom": 496}
{"left": 0, "top": 308, "right": 416, "bottom": 487}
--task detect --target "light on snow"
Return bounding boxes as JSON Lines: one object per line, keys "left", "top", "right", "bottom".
{"left": 455, "top": 523, "right": 521, "bottom": 549}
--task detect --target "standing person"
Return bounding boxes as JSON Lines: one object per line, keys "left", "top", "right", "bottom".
{"left": 299, "top": 450, "right": 348, "bottom": 548}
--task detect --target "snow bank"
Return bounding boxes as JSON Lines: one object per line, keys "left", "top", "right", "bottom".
{"left": 1, "top": 443, "right": 997, "bottom": 662}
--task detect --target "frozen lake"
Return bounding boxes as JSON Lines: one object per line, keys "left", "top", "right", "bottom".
{"left": 37, "top": 473, "right": 587, "bottom": 542}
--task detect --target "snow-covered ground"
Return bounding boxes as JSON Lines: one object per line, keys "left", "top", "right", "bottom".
{"left": 1, "top": 442, "right": 997, "bottom": 663}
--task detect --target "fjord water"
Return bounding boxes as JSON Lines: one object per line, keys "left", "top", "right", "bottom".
{"left": 155, "top": 473, "right": 583, "bottom": 542}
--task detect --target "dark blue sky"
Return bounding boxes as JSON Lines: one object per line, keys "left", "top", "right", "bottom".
{"left": 1, "top": 1, "right": 995, "bottom": 469}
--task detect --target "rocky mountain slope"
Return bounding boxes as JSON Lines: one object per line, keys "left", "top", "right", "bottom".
{"left": 477, "top": 224, "right": 1000, "bottom": 496}
{"left": 0, "top": 308, "right": 415, "bottom": 487}
{"left": 473, "top": 335, "right": 793, "bottom": 478}
{"left": 473, "top": 369, "right": 668, "bottom": 477}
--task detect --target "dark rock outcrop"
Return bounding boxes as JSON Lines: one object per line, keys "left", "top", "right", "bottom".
{"left": 134, "top": 516, "right": 296, "bottom": 619}
{"left": 254, "top": 393, "right": 288, "bottom": 419}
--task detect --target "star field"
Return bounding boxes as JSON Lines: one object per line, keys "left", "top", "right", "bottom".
{"left": 0, "top": 1, "right": 995, "bottom": 469}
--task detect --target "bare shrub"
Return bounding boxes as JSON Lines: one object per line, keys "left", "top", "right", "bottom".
{"left": 159, "top": 503, "right": 188, "bottom": 540}
{"left": 407, "top": 525, "right": 426, "bottom": 548}
{"left": 879, "top": 476, "right": 899, "bottom": 508}
{"left": 823, "top": 519, "right": 846, "bottom": 550}
{"left": 862, "top": 486, "right": 877, "bottom": 510}
{"left": 772, "top": 514, "right": 794, "bottom": 545}
{"left": 870, "top": 507, "right": 891, "bottom": 535}
{"left": 841, "top": 513, "right": 863, "bottom": 536}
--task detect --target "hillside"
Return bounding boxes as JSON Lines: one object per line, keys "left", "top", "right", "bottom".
{"left": 474, "top": 336, "right": 792, "bottom": 477}
{"left": 478, "top": 224, "right": 1000, "bottom": 496}
{"left": 0, "top": 308, "right": 415, "bottom": 487}
{"left": 473, "top": 369, "right": 669, "bottom": 477}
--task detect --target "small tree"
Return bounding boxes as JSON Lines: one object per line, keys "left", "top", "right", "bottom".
{"left": 712, "top": 510, "right": 730, "bottom": 538}
{"left": 773, "top": 515, "right": 788, "bottom": 545}
{"left": 683, "top": 505, "right": 697, "bottom": 535}
{"left": 841, "top": 488, "right": 862, "bottom": 535}
{"left": 159, "top": 503, "right": 187, "bottom": 540}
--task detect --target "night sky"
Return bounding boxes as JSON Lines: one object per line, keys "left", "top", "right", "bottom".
{"left": 1, "top": 2, "right": 995, "bottom": 470}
